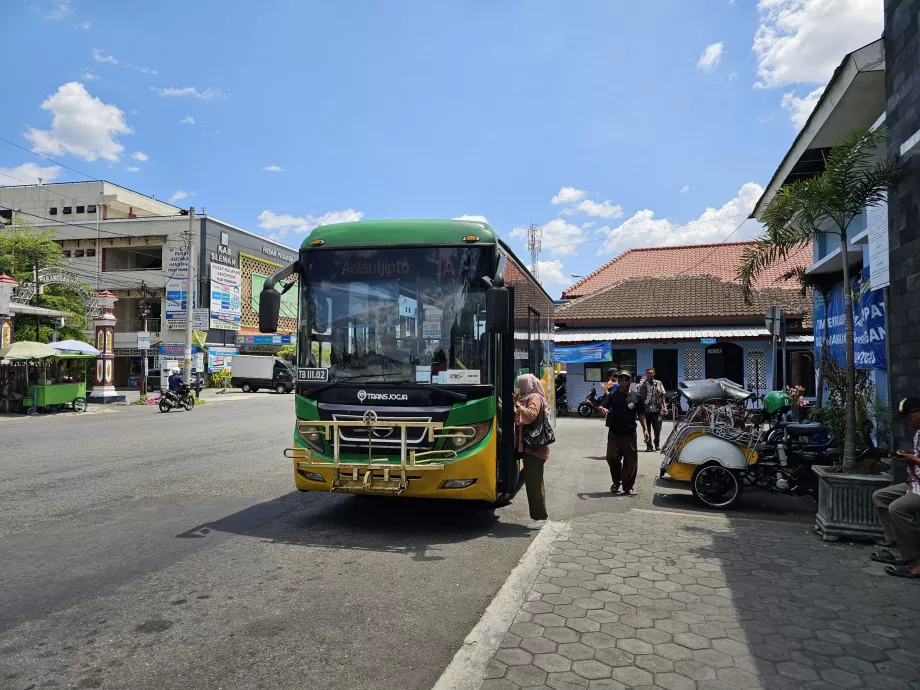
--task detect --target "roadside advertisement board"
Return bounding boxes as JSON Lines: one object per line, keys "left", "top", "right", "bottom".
{"left": 165, "top": 278, "right": 196, "bottom": 328}
{"left": 207, "top": 346, "right": 237, "bottom": 372}
{"left": 210, "top": 264, "right": 242, "bottom": 331}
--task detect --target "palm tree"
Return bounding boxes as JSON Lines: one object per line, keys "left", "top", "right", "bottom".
{"left": 738, "top": 128, "right": 897, "bottom": 470}
{"left": 780, "top": 265, "right": 834, "bottom": 409}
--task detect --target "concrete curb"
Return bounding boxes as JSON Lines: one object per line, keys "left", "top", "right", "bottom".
{"left": 432, "top": 519, "right": 569, "bottom": 690}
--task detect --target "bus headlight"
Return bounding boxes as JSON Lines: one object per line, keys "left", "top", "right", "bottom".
{"left": 447, "top": 421, "right": 491, "bottom": 453}
{"left": 297, "top": 423, "right": 325, "bottom": 452}
{"left": 442, "top": 479, "right": 477, "bottom": 489}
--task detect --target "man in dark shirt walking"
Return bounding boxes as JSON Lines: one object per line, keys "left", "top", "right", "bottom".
{"left": 600, "top": 370, "right": 650, "bottom": 496}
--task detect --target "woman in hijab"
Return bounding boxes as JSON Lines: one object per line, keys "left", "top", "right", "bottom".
{"left": 514, "top": 373, "right": 550, "bottom": 528}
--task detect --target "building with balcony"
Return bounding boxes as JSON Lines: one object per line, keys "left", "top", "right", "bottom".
{"left": 0, "top": 180, "right": 298, "bottom": 389}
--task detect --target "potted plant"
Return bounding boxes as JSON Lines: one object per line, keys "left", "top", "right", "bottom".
{"left": 809, "top": 359, "right": 891, "bottom": 541}
{"left": 738, "top": 128, "right": 898, "bottom": 541}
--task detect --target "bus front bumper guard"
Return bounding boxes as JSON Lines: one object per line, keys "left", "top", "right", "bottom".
{"left": 283, "top": 412, "right": 476, "bottom": 495}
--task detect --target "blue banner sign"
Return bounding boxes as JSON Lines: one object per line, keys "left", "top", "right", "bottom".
{"left": 814, "top": 268, "right": 886, "bottom": 369}
{"left": 555, "top": 341, "right": 613, "bottom": 364}
{"left": 235, "top": 334, "right": 296, "bottom": 345}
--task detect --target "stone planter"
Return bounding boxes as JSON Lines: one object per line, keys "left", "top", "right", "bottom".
{"left": 813, "top": 466, "right": 891, "bottom": 542}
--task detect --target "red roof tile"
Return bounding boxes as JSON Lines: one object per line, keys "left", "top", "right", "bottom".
{"left": 556, "top": 274, "right": 811, "bottom": 327}
{"left": 562, "top": 241, "right": 813, "bottom": 298}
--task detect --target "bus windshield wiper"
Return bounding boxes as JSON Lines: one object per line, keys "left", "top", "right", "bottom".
{"left": 301, "top": 371, "right": 376, "bottom": 396}
{"left": 389, "top": 380, "right": 468, "bottom": 401}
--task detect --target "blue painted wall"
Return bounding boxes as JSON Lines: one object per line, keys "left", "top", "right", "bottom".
{"left": 561, "top": 340, "right": 787, "bottom": 408}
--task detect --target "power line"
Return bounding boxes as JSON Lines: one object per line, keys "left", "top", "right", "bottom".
{"left": 675, "top": 217, "right": 749, "bottom": 277}
{"left": 0, "top": 168, "right": 193, "bottom": 242}
{"left": 0, "top": 203, "right": 186, "bottom": 261}
{"left": 0, "top": 136, "right": 100, "bottom": 182}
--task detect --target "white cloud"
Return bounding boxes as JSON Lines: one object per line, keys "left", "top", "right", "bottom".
{"left": 452, "top": 214, "right": 488, "bottom": 223}
{"left": 79, "top": 69, "right": 100, "bottom": 81}
{"left": 551, "top": 186, "right": 587, "bottom": 205}
{"left": 170, "top": 190, "right": 189, "bottom": 202}
{"left": 781, "top": 86, "right": 825, "bottom": 127}
{"left": 127, "top": 65, "right": 157, "bottom": 75}
{"left": 262, "top": 164, "right": 282, "bottom": 172}
{"left": 258, "top": 209, "right": 364, "bottom": 234}
{"left": 598, "top": 182, "right": 765, "bottom": 254}
{"left": 131, "top": 151, "right": 148, "bottom": 162}
{"left": 680, "top": 185, "right": 691, "bottom": 193}
{"left": 45, "top": 0, "right": 73, "bottom": 20}
{"left": 180, "top": 115, "right": 195, "bottom": 125}
{"left": 0, "top": 162, "right": 63, "bottom": 186}
{"left": 24, "top": 82, "right": 132, "bottom": 162}
{"left": 76, "top": 21, "right": 91, "bottom": 30}
{"left": 536, "top": 259, "right": 571, "bottom": 286}
{"left": 125, "top": 166, "right": 140, "bottom": 173}
{"left": 567, "top": 198, "right": 623, "bottom": 219}
{"left": 753, "top": 0, "right": 883, "bottom": 88}
{"left": 92, "top": 48, "right": 118, "bottom": 65}
{"left": 697, "top": 42, "right": 724, "bottom": 73}
{"left": 150, "top": 86, "right": 223, "bottom": 100}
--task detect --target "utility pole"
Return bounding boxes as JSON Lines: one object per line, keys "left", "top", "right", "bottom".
{"left": 183, "top": 207, "right": 195, "bottom": 384}
{"left": 140, "top": 281, "right": 149, "bottom": 395}
{"left": 527, "top": 224, "right": 542, "bottom": 281}
{"left": 33, "top": 261, "right": 41, "bottom": 342}
{"left": 96, "top": 192, "right": 102, "bottom": 290}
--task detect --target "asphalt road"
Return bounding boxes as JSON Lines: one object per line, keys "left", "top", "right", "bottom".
{"left": 0, "top": 398, "right": 820, "bottom": 690}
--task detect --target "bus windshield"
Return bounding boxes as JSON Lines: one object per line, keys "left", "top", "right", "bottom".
{"left": 298, "top": 246, "right": 492, "bottom": 385}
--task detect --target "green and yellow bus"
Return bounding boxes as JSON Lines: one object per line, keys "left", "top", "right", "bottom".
{"left": 257, "top": 219, "right": 555, "bottom": 503}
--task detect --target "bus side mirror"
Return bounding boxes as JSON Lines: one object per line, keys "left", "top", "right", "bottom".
{"left": 486, "top": 287, "right": 509, "bottom": 333}
{"left": 259, "top": 287, "right": 281, "bottom": 333}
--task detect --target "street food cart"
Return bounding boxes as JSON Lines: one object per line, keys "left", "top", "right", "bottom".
{"left": 0, "top": 340, "right": 97, "bottom": 415}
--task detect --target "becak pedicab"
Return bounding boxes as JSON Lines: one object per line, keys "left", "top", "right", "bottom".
{"left": 659, "top": 379, "right": 758, "bottom": 508}
{"left": 660, "top": 381, "right": 839, "bottom": 509}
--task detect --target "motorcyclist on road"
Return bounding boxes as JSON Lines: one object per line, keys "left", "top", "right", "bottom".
{"left": 168, "top": 367, "right": 184, "bottom": 393}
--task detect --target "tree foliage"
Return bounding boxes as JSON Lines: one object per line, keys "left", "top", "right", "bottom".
{"left": 737, "top": 128, "right": 898, "bottom": 471}
{"left": 0, "top": 220, "right": 90, "bottom": 344}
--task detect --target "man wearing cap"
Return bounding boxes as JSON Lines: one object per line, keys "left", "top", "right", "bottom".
{"left": 599, "top": 370, "right": 650, "bottom": 496}
{"left": 872, "top": 397, "right": 920, "bottom": 578}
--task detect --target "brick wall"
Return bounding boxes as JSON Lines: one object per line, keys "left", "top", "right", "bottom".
{"left": 885, "top": 0, "right": 920, "bottom": 450}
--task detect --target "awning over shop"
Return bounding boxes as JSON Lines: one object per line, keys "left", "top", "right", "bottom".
{"left": 554, "top": 325, "right": 813, "bottom": 343}
{"left": 8, "top": 303, "right": 75, "bottom": 318}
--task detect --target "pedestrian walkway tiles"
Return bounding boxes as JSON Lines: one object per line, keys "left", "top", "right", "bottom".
{"left": 479, "top": 509, "right": 920, "bottom": 689}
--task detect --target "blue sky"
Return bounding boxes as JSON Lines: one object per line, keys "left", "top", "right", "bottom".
{"left": 1, "top": 0, "right": 883, "bottom": 296}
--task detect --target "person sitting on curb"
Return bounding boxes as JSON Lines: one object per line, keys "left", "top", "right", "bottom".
{"left": 598, "top": 370, "right": 649, "bottom": 497}
{"left": 872, "top": 397, "right": 920, "bottom": 578}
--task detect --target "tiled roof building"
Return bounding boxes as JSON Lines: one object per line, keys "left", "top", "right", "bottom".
{"left": 562, "top": 242, "right": 813, "bottom": 299}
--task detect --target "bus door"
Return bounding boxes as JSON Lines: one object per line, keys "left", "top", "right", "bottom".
{"left": 495, "top": 287, "right": 521, "bottom": 498}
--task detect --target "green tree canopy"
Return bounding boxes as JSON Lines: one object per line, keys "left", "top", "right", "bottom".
{"left": 1, "top": 220, "right": 90, "bottom": 344}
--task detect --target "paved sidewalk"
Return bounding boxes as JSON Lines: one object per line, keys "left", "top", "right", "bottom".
{"left": 479, "top": 509, "right": 920, "bottom": 690}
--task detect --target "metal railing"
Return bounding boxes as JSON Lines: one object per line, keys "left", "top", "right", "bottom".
{"left": 284, "top": 411, "right": 475, "bottom": 495}
{"left": 115, "top": 318, "right": 162, "bottom": 333}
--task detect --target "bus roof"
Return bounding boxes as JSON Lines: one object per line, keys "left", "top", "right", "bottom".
{"left": 301, "top": 219, "right": 498, "bottom": 249}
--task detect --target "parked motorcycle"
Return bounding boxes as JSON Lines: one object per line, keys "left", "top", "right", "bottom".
{"left": 555, "top": 377, "right": 569, "bottom": 417}
{"left": 556, "top": 394, "right": 569, "bottom": 417}
{"left": 159, "top": 383, "right": 196, "bottom": 413}
{"left": 577, "top": 387, "right": 604, "bottom": 418}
